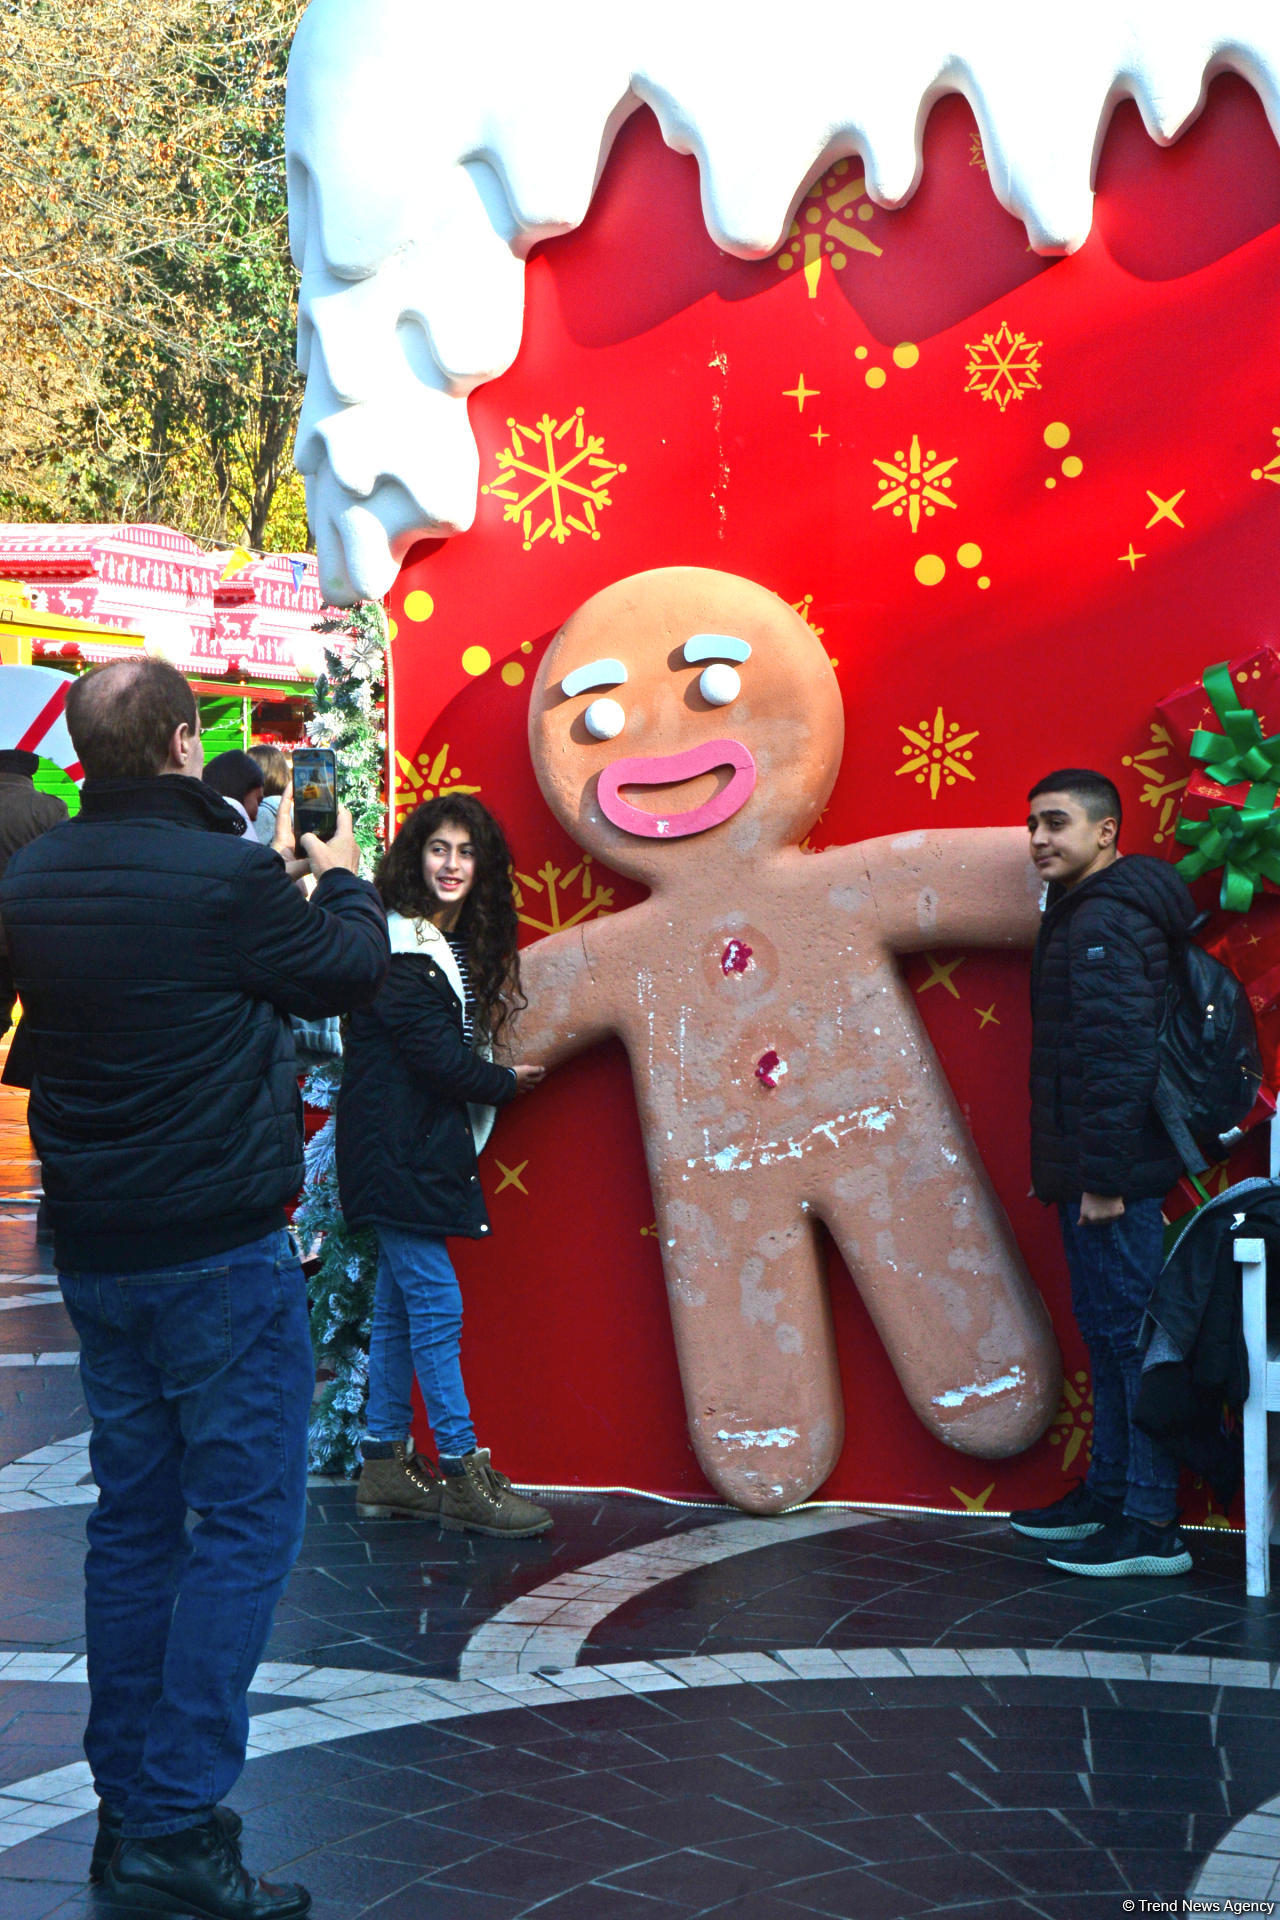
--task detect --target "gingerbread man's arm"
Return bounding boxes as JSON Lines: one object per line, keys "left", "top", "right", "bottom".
{"left": 823, "top": 826, "right": 1041, "bottom": 954}
{"left": 512, "top": 915, "right": 621, "bottom": 1069}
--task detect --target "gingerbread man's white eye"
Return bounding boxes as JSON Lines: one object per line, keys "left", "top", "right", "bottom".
{"left": 584, "top": 697, "right": 626, "bottom": 740}
{"left": 699, "top": 663, "right": 740, "bottom": 707}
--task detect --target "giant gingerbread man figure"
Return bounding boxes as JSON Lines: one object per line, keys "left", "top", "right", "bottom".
{"left": 517, "top": 567, "right": 1060, "bottom": 1512}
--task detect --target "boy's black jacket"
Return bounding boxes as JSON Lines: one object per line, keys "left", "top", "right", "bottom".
{"left": 1030, "top": 853, "right": 1199, "bottom": 1201}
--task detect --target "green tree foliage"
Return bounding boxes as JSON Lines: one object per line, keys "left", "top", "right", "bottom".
{"left": 0, "top": 0, "right": 307, "bottom": 546}
{"left": 295, "top": 604, "right": 388, "bottom": 1472}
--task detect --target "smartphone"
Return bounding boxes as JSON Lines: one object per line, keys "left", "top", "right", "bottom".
{"left": 291, "top": 747, "right": 338, "bottom": 842}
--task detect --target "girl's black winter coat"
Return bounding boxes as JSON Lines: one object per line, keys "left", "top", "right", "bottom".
{"left": 335, "top": 950, "right": 516, "bottom": 1238}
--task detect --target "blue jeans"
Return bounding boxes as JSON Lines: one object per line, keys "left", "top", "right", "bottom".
{"left": 1058, "top": 1198, "right": 1181, "bottom": 1527}
{"left": 59, "top": 1231, "right": 313, "bottom": 1838}
{"left": 365, "top": 1227, "right": 475, "bottom": 1461}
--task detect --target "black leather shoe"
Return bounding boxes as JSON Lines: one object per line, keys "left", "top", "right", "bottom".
{"left": 90, "top": 1802, "right": 244, "bottom": 1885}
{"left": 96, "top": 1815, "right": 309, "bottom": 1918}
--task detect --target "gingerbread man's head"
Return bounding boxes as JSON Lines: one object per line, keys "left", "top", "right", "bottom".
{"left": 529, "top": 568, "right": 844, "bottom": 884}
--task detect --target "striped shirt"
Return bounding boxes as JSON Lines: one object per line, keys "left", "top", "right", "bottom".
{"left": 445, "top": 932, "right": 475, "bottom": 1046}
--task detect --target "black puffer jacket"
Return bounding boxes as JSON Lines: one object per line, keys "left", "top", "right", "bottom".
{"left": 336, "top": 934, "right": 517, "bottom": 1239}
{"left": 1030, "top": 854, "right": 1199, "bottom": 1201}
{"left": 0, "top": 776, "right": 388, "bottom": 1272}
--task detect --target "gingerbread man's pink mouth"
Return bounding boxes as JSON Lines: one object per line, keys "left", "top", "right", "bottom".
{"left": 596, "top": 739, "right": 757, "bottom": 839}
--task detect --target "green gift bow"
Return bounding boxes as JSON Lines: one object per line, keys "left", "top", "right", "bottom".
{"left": 1174, "top": 660, "right": 1280, "bottom": 910}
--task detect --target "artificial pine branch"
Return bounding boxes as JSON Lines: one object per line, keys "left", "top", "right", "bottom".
{"left": 297, "top": 600, "right": 387, "bottom": 1472}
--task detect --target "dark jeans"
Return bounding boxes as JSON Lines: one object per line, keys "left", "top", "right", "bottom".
{"left": 1058, "top": 1198, "right": 1180, "bottom": 1527}
{"left": 365, "top": 1226, "right": 476, "bottom": 1460}
{"left": 59, "top": 1230, "right": 313, "bottom": 1838}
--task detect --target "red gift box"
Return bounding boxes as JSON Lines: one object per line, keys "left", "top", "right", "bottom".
{"left": 1179, "top": 765, "right": 1280, "bottom": 817}
{"left": 1157, "top": 646, "right": 1280, "bottom": 759}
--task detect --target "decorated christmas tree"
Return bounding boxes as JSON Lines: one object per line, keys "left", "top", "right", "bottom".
{"left": 294, "top": 600, "right": 387, "bottom": 1474}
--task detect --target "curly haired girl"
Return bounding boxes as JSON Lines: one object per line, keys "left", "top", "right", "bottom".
{"left": 335, "top": 795, "right": 550, "bottom": 1535}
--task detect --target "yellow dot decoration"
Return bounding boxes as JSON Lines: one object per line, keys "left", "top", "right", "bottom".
{"left": 404, "top": 590, "right": 435, "bottom": 622}
{"left": 914, "top": 554, "right": 946, "bottom": 586}
{"left": 1061, "top": 455, "right": 1083, "bottom": 479}
{"left": 857, "top": 204, "right": 874, "bottom": 222}
{"left": 977, "top": 576, "right": 991, "bottom": 590}
{"left": 855, "top": 345, "right": 869, "bottom": 361}
{"left": 956, "top": 543, "right": 982, "bottom": 569}
{"left": 1044, "top": 422, "right": 1071, "bottom": 450}
{"left": 501, "top": 662, "right": 525, "bottom": 688}
{"left": 893, "top": 343, "right": 920, "bottom": 369}
{"left": 386, "top": 618, "right": 398, "bottom": 641}
{"left": 1045, "top": 477, "right": 1057, "bottom": 489}
{"left": 831, "top": 252, "right": 847, "bottom": 270}
{"left": 520, "top": 641, "right": 533, "bottom": 654}
{"left": 865, "top": 367, "right": 887, "bottom": 389}
{"left": 461, "top": 645, "right": 491, "bottom": 677}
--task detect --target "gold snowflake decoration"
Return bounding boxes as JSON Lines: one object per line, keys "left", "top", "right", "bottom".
{"left": 515, "top": 857, "right": 614, "bottom": 936}
{"left": 1048, "top": 1368, "right": 1094, "bottom": 1473}
{"left": 1251, "top": 427, "right": 1280, "bottom": 486}
{"left": 968, "top": 131, "right": 988, "bottom": 172}
{"left": 896, "top": 707, "right": 978, "bottom": 800}
{"left": 964, "top": 322, "right": 1043, "bottom": 410}
{"left": 482, "top": 409, "right": 626, "bottom": 551}
{"left": 393, "top": 742, "right": 480, "bottom": 827}
{"left": 777, "top": 159, "right": 882, "bottom": 298}
{"left": 873, "top": 435, "right": 958, "bottom": 533}
{"left": 1120, "top": 721, "right": 1188, "bottom": 846}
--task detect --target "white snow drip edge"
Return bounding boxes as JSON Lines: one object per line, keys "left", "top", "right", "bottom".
{"left": 285, "top": 0, "right": 1280, "bottom": 601}
{"left": 3, "top": 1646, "right": 1280, "bottom": 1870}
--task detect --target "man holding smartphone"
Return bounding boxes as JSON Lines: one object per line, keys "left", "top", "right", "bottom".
{"left": 0, "top": 658, "right": 389, "bottom": 1920}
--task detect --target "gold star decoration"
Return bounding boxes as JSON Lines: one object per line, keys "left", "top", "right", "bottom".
{"left": 1118, "top": 545, "right": 1145, "bottom": 571}
{"left": 810, "top": 425, "right": 828, "bottom": 445}
{"left": 1121, "top": 721, "right": 1187, "bottom": 845}
{"left": 975, "top": 1004, "right": 999, "bottom": 1029}
{"left": 915, "top": 953, "right": 964, "bottom": 998}
{"left": 896, "top": 706, "right": 978, "bottom": 798}
{"left": 515, "top": 858, "right": 614, "bottom": 935}
{"left": 952, "top": 1482, "right": 996, "bottom": 1510}
{"left": 1145, "top": 488, "right": 1186, "bottom": 530}
{"left": 495, "top": 1160, "right": 529, "bottom": 1195}
{"left": 783, "top": 375, "right": 819, "bottom": 413}
{"left": 873, "top": 435, "right": 958, "bottom": 533}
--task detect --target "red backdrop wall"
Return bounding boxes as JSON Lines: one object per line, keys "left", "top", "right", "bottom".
{"left": 388, "top": 78, "right": 1280, "bottom": 1518}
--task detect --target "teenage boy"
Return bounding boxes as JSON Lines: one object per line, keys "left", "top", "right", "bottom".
{"left": 1010, "top": 768, "right": 1197, "bottom": 1577}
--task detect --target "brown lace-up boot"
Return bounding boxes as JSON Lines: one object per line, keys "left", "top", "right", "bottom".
{"left": 439, "top": 1448, "right": 553, "bottom": 1537}
{"left": 355, "top": 1440, "right": 443, "bottom": 1519}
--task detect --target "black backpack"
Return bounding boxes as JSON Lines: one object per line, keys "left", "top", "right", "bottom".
{"left": 1153, "top": 933, "right": 1263, "bottom": 1176}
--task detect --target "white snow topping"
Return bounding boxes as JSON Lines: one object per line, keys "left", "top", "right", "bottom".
{"left": 714, "top": 1425, "right": 800, "bottom": 1450}
{"left": 286, "top": 0, "right": 1280, "bottom": 600}
{"left": 933, "top": 1366, "right": 1026, "bottom": 1409}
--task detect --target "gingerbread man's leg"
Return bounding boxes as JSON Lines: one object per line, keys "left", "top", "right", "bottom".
{"left": 811, "top": 1026, "right": 1061, "bottom": 1458}
{"left": 654, "top": 1162, "right": 844, "bottom": 1514}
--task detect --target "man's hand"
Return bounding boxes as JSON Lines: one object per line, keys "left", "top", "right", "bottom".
{"left": 269, "top": 782, "right": 295, "bottom": 859}
{"left": 302, "top": 804, "right": 360, "bottom": 877}
{"left": 1079, "top": 1191, "right": 1125, "bottom": 1226}
{"left": 512, "top": 1063, "right": 546, "bottom": 1092}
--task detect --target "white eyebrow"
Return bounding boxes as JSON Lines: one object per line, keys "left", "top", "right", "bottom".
{"left": 683, "top": 633, "right": 752, "bottom": 665}
{"left": 560, "top": 657, "right": 628, "bottom": 698}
